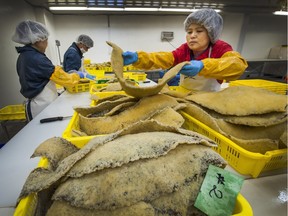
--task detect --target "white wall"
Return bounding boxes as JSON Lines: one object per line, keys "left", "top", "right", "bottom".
{"left": 0, "top": 1, "right": 36, "bottom": 107}
{"left": 221, "top": 13, "right": 245, "bottom": 51}
{"left": 54, "top": 13, "right": 245, "bottom": 64}
{"left": 55, "top": 15, "right": 188, "bottom": 64}
{"left": 54, "top": 15, "right": 109, "bottom": 64}
{"left": 0, "top": 0, "right": 287, "bottom": 108}
{"left": 241, "top": 14, "right": 287, "bottom": 59}
{"left": 35, "top": 8, "right": 58, "bottom": 64}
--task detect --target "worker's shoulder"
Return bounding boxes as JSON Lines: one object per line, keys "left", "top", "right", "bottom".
{"left": 213, "top": 40, "right": 232, "bottom": 48}
{"left": 64, "top": 48, "right": 79, "bottom": 58}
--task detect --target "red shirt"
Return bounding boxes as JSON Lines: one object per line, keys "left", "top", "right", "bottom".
{"left": 172, "top": 40, "right": 233, "bottom": 65}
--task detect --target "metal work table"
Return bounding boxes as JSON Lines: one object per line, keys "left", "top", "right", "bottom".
{"left": 0, "top": 81, "right": 287, "bottom": 216}
{"left": 241, "top": 59, "right": 287, "bottom": 82}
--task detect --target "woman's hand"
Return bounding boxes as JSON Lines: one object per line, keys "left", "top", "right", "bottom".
{"left": 179, "top": 60, "right": 204, "bottom": 76}
{"left": 122, "top": 51, "right": 138, "bottom": 65}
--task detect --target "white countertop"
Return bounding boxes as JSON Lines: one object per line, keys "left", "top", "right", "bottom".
{"left": 0, "top": 81, "right": 287, "bottom": 216}
{"left": 0, "top": 91, "right": 92, "bottom": 209}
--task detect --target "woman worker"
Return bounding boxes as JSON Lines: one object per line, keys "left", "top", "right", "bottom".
{"left": 12, "top": 20, "right": 84, "bottom": 121}
{"left": 122, "top": 8, "right": 248, "bottom": 92}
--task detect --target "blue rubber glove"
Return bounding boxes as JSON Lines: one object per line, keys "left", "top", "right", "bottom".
{"left": 76, "top": 71, "right": 96, "bottom": 80}
{"left": 85, "top": 73, "right": 96, "bottom": 81}
{"left": 122, "top": 51, "right": 138, "bottom": 65}
{"left": 76, "top": 71, "right": 85, "bottom": 78}
{"left": 179, "top": 60, "right": 204, "bottom": 76}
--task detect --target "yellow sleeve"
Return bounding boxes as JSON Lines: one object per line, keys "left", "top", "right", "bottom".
{"left": 200, "top": 51, "right": 248, "bottom": 81}
{"left": 50, "top": 66, "right": 80, "bottom": 87}
{"left": 133, "top": 51, "right": 174, "bottom": 70}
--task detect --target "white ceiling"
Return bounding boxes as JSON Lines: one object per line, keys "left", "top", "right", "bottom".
{"left": 24, "top": 0, "right": 286, "bottom": 15}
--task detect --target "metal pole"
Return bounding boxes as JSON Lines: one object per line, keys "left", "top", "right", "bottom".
{"left": 55, "top": 40, "right": 62, "bottom": 65}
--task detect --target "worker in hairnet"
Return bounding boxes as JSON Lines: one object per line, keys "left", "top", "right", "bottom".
{"left": 12, "top": 20, "right": 83, "bottom": 121}
{"left": 122, "top": 8, "right": 248, "bottom": 92}
{"left": 63, "top": 34, "right": 94, "bottom": 73}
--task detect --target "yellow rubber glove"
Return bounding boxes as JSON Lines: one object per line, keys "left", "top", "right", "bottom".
{"left": 200, "top": 51, "right": 248, "bottom": 81}
{"left": 50, "top": 66, "right": 80, "bottom": 87}
{"left": 133, "top": 51, "right": 174, "bottom": 70}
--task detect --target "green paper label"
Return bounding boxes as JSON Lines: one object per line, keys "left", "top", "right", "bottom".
{"left": 194, "top": 164, "right": 244, "bottom": 216}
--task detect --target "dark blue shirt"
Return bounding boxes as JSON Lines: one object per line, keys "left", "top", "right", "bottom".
{"left": 63, "top": 42, "right": 83, "bottom": 72}
{"left": 15, "top": 45, "right": 55, "bottom": 99}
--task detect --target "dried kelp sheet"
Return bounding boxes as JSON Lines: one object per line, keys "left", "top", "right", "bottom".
{"left": 78, "top": 94, "right": 181, "bottom": 135}
{"left": 74, "top": 96, "right": 138, "bottom": 117}
{"left": 66, "top": 131, "right": 208, "bottom": 178}
{"left": 185, "top": 86, "right": 287, "bottom": 116}
{"left": 31, "top": 137, "right": 79, "bottom": 170}
{"left": 18, "top": 120, "right": 217, "bottom": 202}
{"left": 183, "top": 103, "right": 286, "bottom": 153}
{"left": 46, "top": 201, "right": 155, "bottom": 216}
{"left": 52, "top": 145, "right": 225, "bottom": 211}
{"left": 107, "top": 41, "right": 189, "bottom": 98}
{"left": 148, "top": 106, "right": 185, "bottom": 128}
{"left": 18, "top": 121, "right": 224, "bottom": 216}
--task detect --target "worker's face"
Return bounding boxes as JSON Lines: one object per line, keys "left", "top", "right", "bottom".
{"left": 33, "top": 39, "right": 48, "bottom": 53}
{"left": 80, "top": 44, "right": 89, "bottom": 53}
{"left": 186, "top": 23, "right": 210, "bottom": 53}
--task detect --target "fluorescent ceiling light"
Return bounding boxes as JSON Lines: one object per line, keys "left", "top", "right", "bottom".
{"left": 273, "top": 11, "right": 288, "bottom": 16}
{"left": 49, "top": 6, "right": 221, "bottom": 13}
{"left": 49, "top": 7, "right": 87, "bottom": 10}
{"left": 159, "top": 8, "right": 194, "bottom": 12}
{"left": 49, "top": 7, "right": 124, "bottom": 11}
{"left": 159, "top": 8, "right": 221, "bottom": 13}
{"left": 49, "top": 6, "right": 157, "bottom": 11}
{"left": 124, "top": 7, "right": 158, "bottom": 11}
{"left": 88, "top": 7, "right": 124, "bottom": 11}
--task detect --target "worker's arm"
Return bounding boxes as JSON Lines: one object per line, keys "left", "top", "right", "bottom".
{"left": 200, "top": 51, "right": 248, "bottom": 81}
{"left": 50, "top": 66, "right": 80, "bottom": 87}
{"left": 123, "top": 51, "right": 174, "bottom": 70}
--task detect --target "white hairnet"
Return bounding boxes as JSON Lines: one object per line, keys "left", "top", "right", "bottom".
{"left": 184, "top": 8, "right": 223, "bottom": 44}
{"left": 76, "top": 34, "right": 94, "bottom": 48}
{"left": 12, "top": 20, "right": 49, "bottom": 45}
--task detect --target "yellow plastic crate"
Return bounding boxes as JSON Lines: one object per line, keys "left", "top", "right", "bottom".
{"left": 90, "top": 83, "right": 127, "bottom": 94}
{"left": 123, "top": 72, "right": 147, "bottom": 81}
{"left": 90, "top": 81, "right": 138, "bottom": 93}
{"left": 62, "top": 112, "right": 96, "bottom": 147}
{"left": 66, "top": 80, "right": 92, "bottom": 93}
{"left": 104, "top": 66, "right": 113, "bottom": 72}
{"left": 229, "top": 79, "right": 287, "bottom": 95}
{"left": 180, "top": 111, "right": 287, "bottom": 178}
{"left": 123, "top": 65, "right": 136, "bottom": 71}
{"left": 84, "top": 68, "right": 106, "bottom": 78}
{"left": 168, "top": 86, "right": 191, "bottom": 94}
{"left": 0, "top": 105, "right": 26, "bottom": 121}
{"left": 83, "top": 58, "right": 91, "bottom": 65}
{"left": 90, "top": 92, "right": 128, "bottom": 106}
{"left": 14, "top": 156, "right": 252, "bottom": 216}
{"left": 89, "top": 83, "right": 109, "bottom": 93}
{"left": 90, "top": 83, "right": 131, "bottom": 102}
